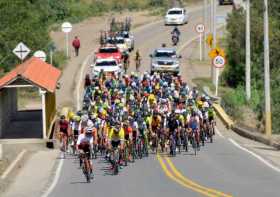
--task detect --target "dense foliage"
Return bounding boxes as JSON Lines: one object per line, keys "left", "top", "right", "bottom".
{"left": 222, "top": 0, "right": 280, "bottom": 133}
{"left": 0, "top": 0, "right": 171, "bottom": 72}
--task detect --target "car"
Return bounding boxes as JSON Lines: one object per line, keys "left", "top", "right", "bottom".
{"left": 106, "top": 36, "right": 128, "bottom": 53}
{"left": 150, "top": 48, "right": 182, "bottom": 75}
{"left": 120, "top": 31, "right": 134, "bottom": 51}
{"left": 219, "top": 0, "right": 234, "bottom": 5}
{"left": 94, "top": 45, "right": 122, "bottom": 63}
{"left": 165, "top": 8, "right": 188, "bottom": 25}
{"left": 91, "top": 58, "right": 122, "bottom": 75}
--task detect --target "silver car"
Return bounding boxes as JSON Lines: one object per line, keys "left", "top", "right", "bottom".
{"left": 150, "top": 48, "right": 182, "bottom": 75}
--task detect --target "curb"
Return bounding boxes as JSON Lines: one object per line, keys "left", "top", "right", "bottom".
{"left": 212, "top": 103, "right": 234, "bottom": 129}
{"left": 232, "top": 126, "right": 280, "bottom": 150}
{"left": 208, "top": 95, "right": 280, "bottom": 150}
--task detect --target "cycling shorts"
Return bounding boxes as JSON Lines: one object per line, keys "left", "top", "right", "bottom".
{"left": 111, "top": 140, "right": 121, "bottom": 148}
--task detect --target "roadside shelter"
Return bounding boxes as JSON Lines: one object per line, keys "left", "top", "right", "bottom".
{"left": 0, "top": 57, "right": 61, "bottom": 139}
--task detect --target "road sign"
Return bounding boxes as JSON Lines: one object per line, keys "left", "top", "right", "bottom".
{"left": 209, "top": 47, "right": 225, "bottom": 59}
{"left": 207, "top": 34, "right": 213, "bottom": 48}
{"left": 34, "top": 50, "right": 47, "bottom": 62}
{"left": 195, "top": 24, "right": 205, "bottom": 33}
{"left": 62, "top": 22, "right": 72, "bottom": 57}
{"left": 213, "top": 55, "right": 226, "bottom": 68}
{"left": 61, "top": 22, "right": 72, "bottom": 33}
{"left": 13, "top": 42, "right": 30, "bottom": 61}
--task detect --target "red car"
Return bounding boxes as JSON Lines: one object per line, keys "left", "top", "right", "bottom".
{"left": 95, "top": 45, "right": 122, "bottom": 63}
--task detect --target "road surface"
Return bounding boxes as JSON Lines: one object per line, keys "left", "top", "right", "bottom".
{"left": 46, "top": 4, "right": 280, "bottom": 197}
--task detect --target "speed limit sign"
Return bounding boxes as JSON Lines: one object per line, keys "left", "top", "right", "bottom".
{"left": 195, "top": 24, "right": 205, "bottom": 34}
{"left": 213, "top": 55, "right": 225, "bottom": 68}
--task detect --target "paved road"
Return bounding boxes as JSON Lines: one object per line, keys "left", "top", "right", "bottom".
{"left": 47, "top": 4, "right": 280, "bottom": 197}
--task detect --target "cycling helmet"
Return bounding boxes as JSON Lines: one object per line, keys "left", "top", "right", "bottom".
{"left": 81, "top": 114, "right": 89, "bottom": 122}
{"left": 60, "top": 115, "right": 66, "bottom": 120}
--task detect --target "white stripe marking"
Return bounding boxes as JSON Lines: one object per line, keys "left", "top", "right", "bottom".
{"left": 41, "top": 158, "right": 64, "bottom": 197}
{"left": 215, "top": 127, "right": 224, "bottom": 138}
{"left": 0, "top": 144, "right": 2, "bottom": 160}
{"left": 229, "top": 138, "right": 280, "bottom": 173}
{"left": 76, "top": 53, "right": 92, "bottom": 110}
{"left": 1, "top": 150, "right": 27, "bottom": 179}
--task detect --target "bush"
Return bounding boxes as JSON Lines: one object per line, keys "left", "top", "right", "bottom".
{"left": 221, "top": 86, "right": 246, "bottom": 120}
{"left": 51, "top": 51, "right": 67, "bottom": 69}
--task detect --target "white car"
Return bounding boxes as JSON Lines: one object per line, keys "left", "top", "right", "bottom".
{"left": 91, "top": 58, "right": 122, "bottom": 75}
{"left": 106, "top": 36, "right": 128, "bottom": 53}
{"left": 121, "top": 31, "right": 134, "bottom": 51}
{"left": 165, "top": 8, "right": 188, "bottom": 25}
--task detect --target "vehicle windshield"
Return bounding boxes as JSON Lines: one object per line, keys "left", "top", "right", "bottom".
{"left": 99, "top": 48, "right": 118, "bottom": 53}
{"left": 154, "top": 51, "right": 176, "bottom": 58}
{"left": 122, "top": 33, "right": 129, "bottom": 38}
{"left": 168, "top": 10, "right": 182, "bottom": 15}
{"left": 96, "top": 61, "right": 117, "bottom": 67}
{"left": 116, "top": 38, "right": 125, "bottom": 44}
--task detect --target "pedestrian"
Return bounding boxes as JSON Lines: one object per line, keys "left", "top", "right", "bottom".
{"left": 72, "top": 36, "right": 80, "bottom": 57}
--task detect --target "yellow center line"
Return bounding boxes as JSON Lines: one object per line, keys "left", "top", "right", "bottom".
{"left": 164, "top": 156, "right": 233, "bottom": 197}
{"left": 157, "top": 154, "right": 216, "bottom": 197}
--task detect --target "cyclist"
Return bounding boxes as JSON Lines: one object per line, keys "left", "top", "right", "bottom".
{"left": 77, "top": 127, "right": 94, "bottom": 179}
{"left": 57, "top": 115, "right": 70, "bottom": 158}
{"left": 135, "top": 49, "right": 141, "bottom": 72}
{"left": 123, "top": 51, "right": 130, "bottom": 74}
{"left": 108, "top": 122, "right": 125, "bottom": 166}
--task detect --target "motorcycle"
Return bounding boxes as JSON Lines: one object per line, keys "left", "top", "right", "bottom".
{"left": 171, "top": 33, "right": 179, "bottom": 46}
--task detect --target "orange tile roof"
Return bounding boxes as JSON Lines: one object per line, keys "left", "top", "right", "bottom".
{"left": 0, "top": 57, "right": 61, "bottom": 93}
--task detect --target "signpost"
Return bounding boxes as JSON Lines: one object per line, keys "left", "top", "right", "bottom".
{"left": 213, "top": 55, "right": 225, "bottom": 96}
{"left": 34, "top": 50, "right": 47, "bottom": 62}
{"left": 61, "top": 22, "right": 72, "bottom": 58}
{"left": 13, "top": 42, "right": 31, "bottom": 62}
{"left": 195, "top": 24, "right": 205, "bottom": 61}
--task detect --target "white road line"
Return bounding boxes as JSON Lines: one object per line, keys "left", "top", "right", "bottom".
{"left": 215, "top": 127, "right": 225, "bottom": 138}
{"left": 0, "top": 144, "right": 2, "bottom": 160}
{"left": 76, "top": 53, "right": 92, "bottom": 110}
{"left": 229, "top": 138, "right": 280, "bottom": 173}
{"left": 1, "top": 149, "right": 27, "bottom": 179}
{"left": 41, "top": 158, "right": 64, "bottom": 197}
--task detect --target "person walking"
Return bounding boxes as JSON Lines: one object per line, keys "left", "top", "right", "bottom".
{"left": 72, "top": 36, "right": 80, "bottom": 57}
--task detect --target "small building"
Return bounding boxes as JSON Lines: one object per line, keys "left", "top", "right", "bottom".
{"left": 0, "top": 57, "right": 61, "bottom": 139}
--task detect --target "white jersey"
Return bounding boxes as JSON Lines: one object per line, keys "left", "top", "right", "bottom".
{"left": 77, "top": 133, "right": 93, "bottom": 146}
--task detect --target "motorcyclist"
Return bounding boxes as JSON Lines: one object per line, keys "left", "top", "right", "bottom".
{"left": 171, "top": 27, "right": 180, "bottom": 45}
{"left": 171, "top": 26, "right": 181, "bottom": 37}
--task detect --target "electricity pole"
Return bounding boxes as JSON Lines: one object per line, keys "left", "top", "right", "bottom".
{"left": 203, "top": 0, "right": 207, "bottom": 60}
{"left": 212, "top": 0, "right": 217, "bottom": 84}
{"left": 245, "top": 0, "right": 251, "bottom": 101}
{"left": 263, "top": 0, "right": 272, "bottom": 136}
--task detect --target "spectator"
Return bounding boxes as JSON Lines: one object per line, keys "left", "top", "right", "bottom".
{"left": 72, "top": 36, "right": 80, "bottom": 56}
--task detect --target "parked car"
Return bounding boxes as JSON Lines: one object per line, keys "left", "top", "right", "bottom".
{"left": 150, "top": 48, "right": 181, "bottom": 75}
{"left": 91, "top": 58, "right": 122, "bottom": 75}
{"left": 94, "top": 45, "right": 122, "bottom": 63}
{"left": 219, "top": 0, "right": 234, "bottom": 5}
{"left": 165, "top": 8, "right": 188, "bottom": 25}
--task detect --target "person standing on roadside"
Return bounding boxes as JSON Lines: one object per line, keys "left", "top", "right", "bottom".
{"left": 72, "top": 36, "right": 80, "bottom": 57}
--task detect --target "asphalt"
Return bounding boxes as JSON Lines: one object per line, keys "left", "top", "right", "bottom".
{"left": 47, "top": 4, "right": 280, "bottom": 197}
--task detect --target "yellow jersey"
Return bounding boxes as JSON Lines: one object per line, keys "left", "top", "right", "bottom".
{"left": 108, "top": 127, "right": 125, "bottom": 141}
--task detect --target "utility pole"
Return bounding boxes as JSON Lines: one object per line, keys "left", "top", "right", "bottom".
{"left": 212, "top": 0, "right": 217, "bottom": 84}
{"left": 263, "top": 0, "right": 272, "bottom": 136}
{"left": 245, "top": 0, "right": 251, "bottom": 101}
{"left": 203, "top": 0, "right": 208, "bottom": 60}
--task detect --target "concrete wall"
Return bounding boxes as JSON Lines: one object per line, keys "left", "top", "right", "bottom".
{"left": 0, "top": 88, "right": 17, "bottom": 137}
